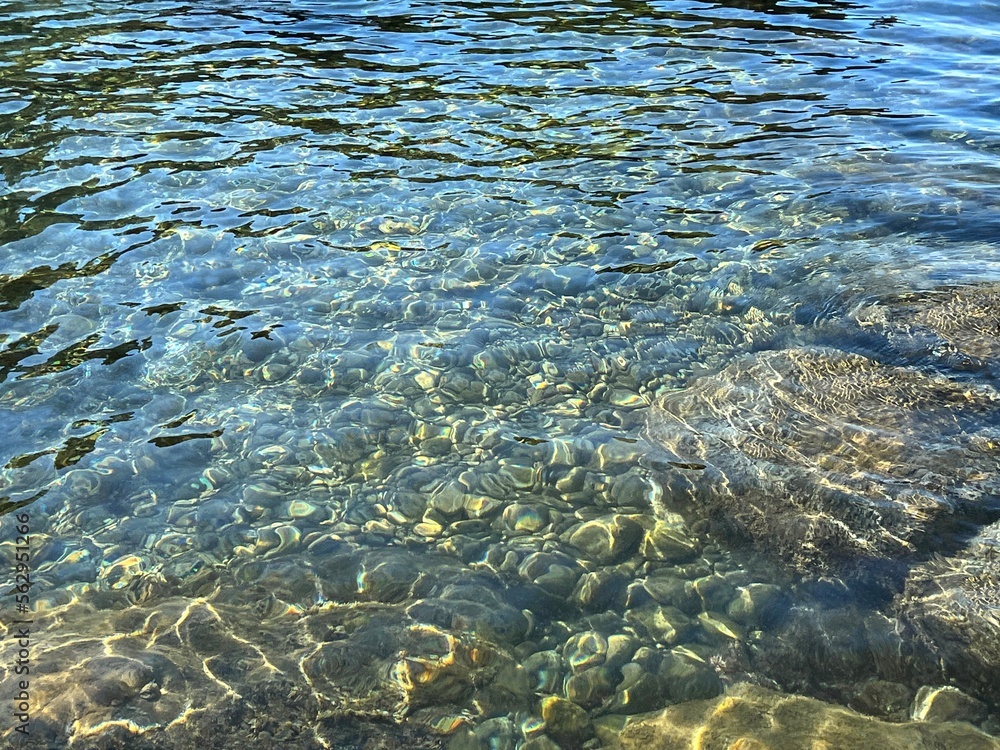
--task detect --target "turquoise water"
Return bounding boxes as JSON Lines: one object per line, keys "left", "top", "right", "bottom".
{"left": 1, "top": 0, "right": 1000, "bottom": 747}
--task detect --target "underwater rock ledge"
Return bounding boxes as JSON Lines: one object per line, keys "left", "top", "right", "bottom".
{"left": 898, "top": 520, "right": 1000, "bottom": 699}
{"left": 643, "top": 336, "right": 1000, "bottom": 715}
{"left": 645, "top": 346, "right": 1000, "bottom": 584}
{"left": 855, "top": 283, "right": 1000, "bottom": 375}
{"left": 603, "top": 683, "right": 1000, "bottom": 750}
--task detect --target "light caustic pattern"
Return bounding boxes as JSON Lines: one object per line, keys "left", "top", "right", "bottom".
{"left": 0, "top": 0, "right": 999, "bottom": 747}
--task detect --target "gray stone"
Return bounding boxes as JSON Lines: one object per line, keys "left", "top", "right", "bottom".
{"left": 640, "top": 520, "right": 700, "bottom": 563}
{"left": 658, "top": 648, "right": 722, "bottom": 703}
{"left": 524, "top": 650, "right": 563, "bottom": 694}
{"left": 610, "top": 473, "right": 653, "bottom": 507}
{"left": 421, "top": 436, "right": 453, "bottom": 456}
{"left": 691, "top": 574, "right": 734, "bottom": 611}
{"left": 541, "top": 696, "right": 594, "bottom": 746}
{"left": 856, "top": 283, "right": 1000, "bottom": 365}
{"left": 429, "top": 482, "right": 467, "bottom": 516}
{"left": 472, "top": 716, "right": 517, "bottom": 750}
{"left": 520, "top": 737, "right": 561, "bottom": 750}
{"left": 604, "top": 634, "right": 638, "bottom": 672}
{"left": 497, "top": 459, "right": 536, "bottom": 489}
{"left": 568, "top": 515, "right": 642, "bottom": 564}
{"left": 697, "top": 611, "right": 743, "bottom": 644}
{"left": 646, "top": 347, "right": 1000, "bottom": 582}
{"left": 554, "top": 466, "right": 587, "bottom": 495}
{"left": 517, "top": 551, "right": 580, "bottom": 584}
{"left": 898, "top": 521, "right": 1000, "bottom": 699}
{"left": 609, "top": 663, "right": 664, "bottom": 714}
{"left": 502, "top": 503, "right": 549, "bottom": 533}
{"left": 727, "top": 583, "right": 790, "bottom": 629}
{"left": 911, "top": 686, "right": 988, "bottom": 725}
{"left": 627, "top": 605, "right": 693, "bottom": 647}
{"left": 565, "top": 666, "right": 615, "bottom": 708}
{"left": 573, "top": 569, "right": 628, "bottom": 611}
{"left": 853, "top": 679, "right": 913, "bottom": 719}
{"left": 563, "top": 631, "right": 607, "bottom": 673}
{"left": 614, "top": 684, "right": 1000, "bottom": 750}
{"left": 592, "top": 439, "right": 644, "bottom": 472}
{"left": 643, "top": 574, "right": 701, "bottom": 614}
{"left": 630, "top": 646, "right": 662, "bottom": 675}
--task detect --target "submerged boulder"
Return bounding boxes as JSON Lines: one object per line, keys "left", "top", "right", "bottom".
{"left": 606, "top": 683, "right": 1000, "bottom": 750}
{"left": 898, "top": 521, "right": 1000, "bottom": 699}
{"left": 857, "top": 283, "right": 1000, "bottom": 369}
{"left": 646, "top": 347, "right": 1000, "bottom": 581}
{"left": 0, "top": 546, "right": 524, "bottom": 748}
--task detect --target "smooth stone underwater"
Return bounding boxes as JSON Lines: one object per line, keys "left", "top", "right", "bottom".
{"left": 641, "top": 282, "right": 1000, "bottom": 715}
{"left": 606, "top": 684, "right": 1000, "bottom": 750}
{"left": 646, "top": 346, "right": 1000, "bottom": 584}
{"left": 856, "top": 284, "right": 1000, "bottom": 373}
{"left": 898, "top": 520, "right": 1000, "bottom": 701}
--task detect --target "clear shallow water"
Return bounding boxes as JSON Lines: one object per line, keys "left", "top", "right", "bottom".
{"left": 1, "top": 0, "right": 1000, "bottom": 747}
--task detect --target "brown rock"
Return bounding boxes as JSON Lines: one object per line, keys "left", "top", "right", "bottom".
{"left": 612, "top": 684, "right": 1000, "bottom": 750}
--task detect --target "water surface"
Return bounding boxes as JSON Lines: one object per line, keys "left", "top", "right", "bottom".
{"left": 1, "top": 0, "right": 1000, "bottom": 746}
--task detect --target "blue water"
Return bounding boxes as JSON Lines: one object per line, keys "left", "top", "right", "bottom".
{"left": 1, "top": 0, "right": 1000, "bottom": 746}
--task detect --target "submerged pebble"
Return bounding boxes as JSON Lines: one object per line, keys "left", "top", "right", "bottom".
{"left": 540, "top": 696, "right": 594, "bottom": 746}
{"left": 4, "top": 5, "right": 1000, "bottom": 749}
{"left": 503, "top": 503, "right": 549, "bottom": 533}
{"left": 567, "top": 515, "right": 642, "bottom": 564}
